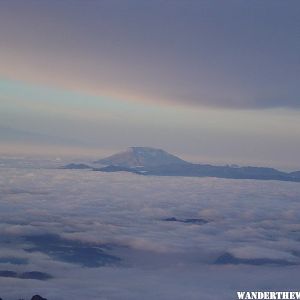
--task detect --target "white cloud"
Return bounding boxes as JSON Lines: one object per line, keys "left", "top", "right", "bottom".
{"left": 0, "top": 162, "right": 300, "bottom": 299}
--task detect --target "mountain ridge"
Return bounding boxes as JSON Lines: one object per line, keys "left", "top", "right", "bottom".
{"left": 63, "top": 147, "right": 300, "bottom": 183}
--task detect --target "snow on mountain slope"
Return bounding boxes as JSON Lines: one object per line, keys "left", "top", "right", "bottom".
{"left": 94, "top": 147, "right": 188, "bottom": 167}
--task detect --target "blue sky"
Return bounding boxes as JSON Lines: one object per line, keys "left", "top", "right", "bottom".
{"left": 0, "top": 0, "right": 299, "bottom": 169}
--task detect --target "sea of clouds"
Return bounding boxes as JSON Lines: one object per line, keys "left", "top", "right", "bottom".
{"left": 0, "top": 158, "right": 300, "bottom": 300}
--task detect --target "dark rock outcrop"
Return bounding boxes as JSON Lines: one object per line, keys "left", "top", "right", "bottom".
{"left": 0, "top": 270, "right": 52, "bottom": 281}
{"left": 162, "top": 217, "right": 209, "bottom": 225}
{"left": 215, "top": 252, "right": 297, "bottom": 266}
{"left": 0, "top": 270, "right": 18, "bottom": 278}
{"left": 20, "top": 272, "right": 53, "bottom": 280}
{"left": 31, "top": 296, "right": 47, "bottom": 300}
{"left": 25, "top": 234, "right": 121, "bottom": 267}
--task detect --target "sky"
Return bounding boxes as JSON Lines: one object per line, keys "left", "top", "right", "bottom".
{"left": 0, "top": 0, "right": 299, "bottom": 170}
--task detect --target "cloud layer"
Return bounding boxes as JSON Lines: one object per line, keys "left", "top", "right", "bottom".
{"left": 0, "top": 158, "right": 300, "bottom": 299}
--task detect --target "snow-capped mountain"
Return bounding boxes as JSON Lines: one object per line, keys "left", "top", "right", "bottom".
{"left": 63, "top": 147, "right": 300, "bottom": 183}
{"left": 94, "top": 147, "right": 188, "bottom": 168}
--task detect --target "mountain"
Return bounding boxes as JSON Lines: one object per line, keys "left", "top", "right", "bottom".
{"left": 141, "top": 163, "right": 298, "bottom": 181}
{"left": 63, "top": 147, "right": 300, "bottom": 183}
{"left": 94, "top": 147, "right": 188, "bottom": 168}
{"left": 290, "top": 171, "right": 300, "bottom": 179}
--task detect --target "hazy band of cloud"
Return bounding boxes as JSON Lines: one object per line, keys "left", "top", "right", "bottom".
{"left": 0, "top": 0, "right": 299, "bottom": 109}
